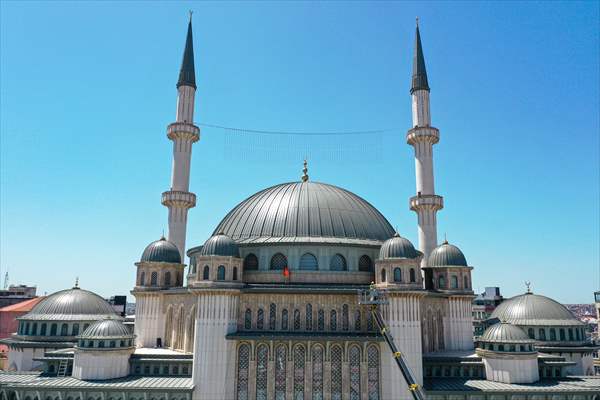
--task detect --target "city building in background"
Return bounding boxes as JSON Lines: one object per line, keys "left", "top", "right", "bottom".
{"left": 472, "top": 287, "right": 504, "bottom": 336}
{"left": 0, "top": 285, "right": 37, "bottom": 308}
{"left": 0, "top": 297, "right": 44, "bottom": 370}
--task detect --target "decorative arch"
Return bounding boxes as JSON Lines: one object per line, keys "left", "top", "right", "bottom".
{"left": 311, "top": 344, "right": 325, "bottom": 399}
{"left": 165, "top": 305, "right": 174, "bottom": 347}
{"left": 184, "top": 305, "right": 197, "bottom": 353}
{"left": 299, "top": 253, "right": 318, "bottom": 270}
{"left": 330, "top": 254, "right": 347, "bottom": 271}
{"left": 410, "top": 268, "right": 416, "bottom": 283}
{"left": 274, "top": 344, "right": 287, "bottom": 399}
{"left": 380, "top": 269, "right": 386, "bottom": 283}
{"left": 236, "top": 344, "right": 250, "bottom": 400}
{"left": 367, "top": 345, "right": 381, "bottom": 399}
{"left": 359, "top": 255, "right": 373, "bottom": 272}
{"left": 293, "top": 344, "right": 306, "bottom": 399}
{"left": 330, "top": 345, "right": 343, "bottom": 399}
{"left": 394, "top": 268, "right": 402, "bottom": 282}
{"left": 217, "top": 265, "right": 226, "bottom": 280}
{"left": 270, "top": 253, "right": 287, "bottom": 270}
{"left": 349, "top": 344, "right": 361, "bottom": 399}
{"left": 255, "top": 344, "right": 269, "bottom": 399}
{"left": 139, "top": 271, "right": 146, "bottom": 286}
{"left": 164, "top": 271, "right": 171, "bottom": 286}
{"left": 243, "top": 253, "right": 259, "bottom": 271}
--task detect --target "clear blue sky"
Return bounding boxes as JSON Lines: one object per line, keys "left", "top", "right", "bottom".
{"left": 1, "top": 1, "right": 598, "bottom": 303}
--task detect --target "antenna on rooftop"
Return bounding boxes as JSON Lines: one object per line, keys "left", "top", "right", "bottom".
{"left": 3, "top": 270, "right": 9, "bottom": 290}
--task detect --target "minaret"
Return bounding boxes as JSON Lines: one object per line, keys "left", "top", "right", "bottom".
{"left": 407, "top": 19, "right": 443, "bottom": 266}
{"left": 161, "top": 14, "right": 200, "bottom": 260}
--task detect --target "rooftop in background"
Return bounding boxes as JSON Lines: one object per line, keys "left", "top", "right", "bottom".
{"left": 0, "top": 285, "right": 38, "bottom": 308}
{"left": 0, "top": 297, "right": 44, "bottom": 313}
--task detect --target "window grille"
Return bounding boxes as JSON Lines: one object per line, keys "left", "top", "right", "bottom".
{"left": 359, "top": 255, "right": 373, "bottom": 272}
{"left": 270, "top": 253, "right": 287, "bottom": 270}
{"left": 367, "top": 312, "right": 374, "bottom": 331}
{"left": 349, "top": 346, "right": 361, "bottom": 400}
{"left": 438, "top": 275, "right": 446, "bottom": 288}
{"left": 61, "top": 323, "right": 68, "bottom": 336}
{"left": 244, "top": 254, "right": 259, "bottom": 270}
{"left": 165, "top": 271, "right": 171, "bottom": 286}
{"left": 312, "top": 345, "right": 324, "bottom": 400}
{"left": 151, "top": 271, "right": 158, "bottom": 286}
{"left": 342, "top": 305, "right": 349, "bottom": 331}
{"left": 203, "top": 266, "right": 209, "bottom": 280}
{"left": 293, "top": 345, "right": 306, "bottom": 400}
{"left": 410, "top": 268, "right": 416, "bottom": 282}
{"left": 237, "top": 344, "right": 250, "bottom": 400}
{"left": 367, "top": 346, "right": 380, "bottom": 400}
{"left": 318, "top": 309, "right": 325, "bottom": 331}
{"left": 299, "top": 253, "right": 318, "bottom": 270}
{"left": 331, "top": 346, "right": 343, "bottom": 400}
{"left": 451, "top": 275, "right": 458, "bottom": 289}
{"left": 294, "top": 309, "right": 301, "bottom": 330}
{"left": 275, "top": 345, "right": 287, "bottom": 400}
{"left": 394, "top": 268, "right": 402, "bottom": 282}
{"left": 233, "top": 267, "right": 238, "bottom": 281}
{"left": 354, "top": 310, "right": 362, "bottom": 331}
{"left": 256, "top": 345, "right": 269, "bottom": 400}
{"left": 217, "top": 265, "right": 226, "bottom": 280}
{"left": 330, "top": 254, "right": 347, "bottom": 271}
{"left": 257, "top": 309, "right": 264, "bottom": 330}
{"left": 306, "top": 304, "right": 313, "bottom": 331}
{"left": 244, "top": 309, "right": 252, "bottom": 330}
{"left": 281, "top": 309, "right": 289, "bottom": 330}
{"left": 269, "top": 303, "right": 277, "bottom": 330}
{"left": 140, "top": 271, "right": 145, "bottom": 286}
{"left": 330, "top": 310, "right": 337, "bottom": 331}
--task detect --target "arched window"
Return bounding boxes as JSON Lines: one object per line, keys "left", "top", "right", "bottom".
{"left": 451, "top": 275, "right": 458, "bottom": 289}
{"left": 191, "top": 264, "right": 197, "bottom": 274}
{"left": 539, "top": 328, "right": 546, "bottom": 341}
{"left": 312, "top": 345, "right": 324, "bottom": 400}
{"left": 463, "top": 275, "right": 469, "bottom": 288}
{"left": 330, "top": 310, "right": 337, "bottom": 331}
{"left": 367, "top": 346, "right": 380, "bottom": 400}
{"left": 232, "top": 267, "right": 238, "bottom": 281}
{"left": 438, "top": 275, "right": 446, "bottom": 288}
{"left": 342, "top": 304, "right": 349, "bottom": 331}
{"left": 281, "top": 309, "right": 288, "bottom": 330}
{"left": 394, "top": 268, "right": 402, "bottom": 282}
{"left": 217, "top": 265, "right": 226, "bottom": 280}
{"left": 576, "top": 329, "right": 581, "bottom": 341}
{"left": 61, "top": 323, "right": 68, "bottom": 336}
{"left": 359, "top": 255, "right": 373, "bottom": 272}
{"left": 331, "top": 345, "right": 343, "bottom": 400}
{"left": 270, "top": 253, "right": 287, "bottom": 270}
{"left": 256, "top": 309, "right": 264, "bottom": 330}
{"left": 299, "top": 253, "right": 318, "bottom": 270}
{"left": 367, "top": 312, "right": 374, "bottom": 331}
{"left": 176, "top": 272, "right": 182, "bottom": 286}
{"left": 99, "top": 341, "right": 105, "bottom": 348}
{"left": 72, "top": 324, "right": 79, "bottom": 336}
{"left": 150, "top": 271, "right": 158, "bottom": 286}
{"left": 237, "top": 344, "right": 250, "bottom": 400}
{"left": 318, "top": 309, "right": 325, "bottom": 331}
{"left": 380, "top": 269, "right": 386, "bottom": 283}
{"left": 559, "top": 328, "right": 565, "bottom": 340}
{"left": 203, "top": 266, "right": 210, "bottom": 280}
{"left": 255, "top": 345, "right": 269, "bottom": 400}
{"left": 294, "top": 345, "right": 306, "bottom": 399}
{"left": 528, "top": 328, "right": 535, "bottom": 339}
{"left": 164, "top": 271, "right": 171, "bottom": 286}
{"left": 498, "top": 344, "right": 505, "bottom": 351}
{"left": 31, "top": 323, "right": 37, "bottom": 335}
{"left": 354, "top": 310, "right": 362, "bottom": 331}
{"left": 244, "top": 309, "right": 252, "bottom": 330}
{"left": 243, "top": 253, "right": 259, "bottom": 271}
{"left": 330, "top": 254, "right": 347, "bottom": 271}
{"left": 349, "top": 345, "right": 361, "bottom": 400}
{"left": 306, "top": 304, "right": 313, "bottom": 331}
{"left": 40, "top": 323, "right": 47, "bottom": 336}
{"left": 410, "top": 268, "right": 416, "bottom": 283}
{"left": 269, "top": 303, "right": 277, "bottom": 330}
{"left": 569, "top": 328, "right": 574, "bottom": 341}
{"left": 275, "top": 345, "right": 287, "bottom": 400}
{"left": 139, "top": 271, "right": 145, "bottom": 286}
{"left": 294, "top": 309, "right": 301, "bottom": 330}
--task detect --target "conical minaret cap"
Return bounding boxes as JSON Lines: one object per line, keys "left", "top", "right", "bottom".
{"left": 411, "top": 20, "right": 430, "bottom": 94}
{"left": 177, "top": 17, "right": 196, "bottom": 89}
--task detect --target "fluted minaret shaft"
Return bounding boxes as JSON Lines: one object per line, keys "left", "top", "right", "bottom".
{"left": 162, "top": 18, "right": 199, "bottom": 261}
{"left": 407, "top": 23, "right": 443, "bottom": 265}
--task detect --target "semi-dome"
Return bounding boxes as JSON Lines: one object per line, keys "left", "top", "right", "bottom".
{"left": 379, "top": 233, "right": 418, "bottom": 259}
{"left": 199, "top": 233, "right": 240, "bottom": 257}
{"left": 490, "top": 292, "right": 583, "bottom": 326}
{"left": 20, "top": 287, "right": 118, "bottom": 321}
{"left": 79, "top": 318, "right": 132, "bottom": 339}
{"left": 428, "top": 241, "right": 467, "bottom": 267}
{"left": 140, "top": 237, "right": 181, "bottom": 264}
{"left": 480, "top": 322, "right": 534, "bottom": 343}
{"left": 213, "top": 181, "right": 395, "bottom": 246}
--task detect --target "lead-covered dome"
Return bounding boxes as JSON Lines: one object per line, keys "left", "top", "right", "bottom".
{"left": 428, "top": 241, "right": 467, "bottom": 267}
{"left": 481, "top": 322, "right": 533, "bottom": 343}
{"left": 79, "top": 318, "right": 132, "bottom": 339}
{"left": 491, "top": 292, "right": 583, "bottom": 326}
{"left": 199, "top": 233, "right": 240, "bottom": 257}
{"left": 140, "top": 237, "right": 181, "bottom": 264}
{"left": 20, "top": 287, "right": 118, "bottom": 321}
{"left": 379, "top": 233, "right": 418, "bottom": 259}
{"left": 213, "top": 181, "right": 395, "bottom": 246}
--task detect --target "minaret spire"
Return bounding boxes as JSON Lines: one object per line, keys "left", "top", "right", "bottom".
{"left": 406, "top": 21, "right": 443, "bottom": 266}
{"left": 162, "top": 17, "right": 200, "bottom": 260}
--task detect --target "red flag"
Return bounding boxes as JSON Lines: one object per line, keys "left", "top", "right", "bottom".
{"left": 283, "top": 266, "right": 290, "bottom": 278}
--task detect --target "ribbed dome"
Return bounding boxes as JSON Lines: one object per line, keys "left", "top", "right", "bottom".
{"left": 79, "top": 318, "right": 132, "bottom": 339}
{"left": 379, "top": 233, "right": 418, "bottom": 259}
{"left": 20, "top": 287, "right": 118, "bottom": 321}
{"left": 491, "top": 292, "right": 583, "bottom": 326}
{"left": 480, "top": 322, "right": 533, "bottom": 343}
{"left": 428, "top": 241, "right": 467, "bottom": 267}
{"left": 200, "top": 233, "right": 240, "bottom": 257}
{"left": 213, "top": 181, "right": 395, "bottom": 246}
{"left": 140, "top": 237, "right": 181, "bottom": 264}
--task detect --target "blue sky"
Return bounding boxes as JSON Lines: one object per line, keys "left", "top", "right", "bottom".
{"left": 1, "top": 1, "right": 598, "bottom": 303}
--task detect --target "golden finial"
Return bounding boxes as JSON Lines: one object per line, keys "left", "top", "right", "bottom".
{"left": 301, "top": 159, "right": 309, "bottom": 182}
{"left": 525, "top": 281, "right": 531, "bottom": 293}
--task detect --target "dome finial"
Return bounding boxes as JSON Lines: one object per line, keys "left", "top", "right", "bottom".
{"left": 525, "top": 281, "right": 532, "bottom": 293}
{"left": 416, "top": 16, "right": 419, "bottom": 27}
{"left": 74, "top": 276, "right": 79, "bottom": 289}
{"left": 189, "top": 9, "right": 193, "bottom": 23}
{"left": 301, "top": 159, "right": 309, "bottom": 182}
{"left": 443, "top": 232, "right": 448, "bottom": 245}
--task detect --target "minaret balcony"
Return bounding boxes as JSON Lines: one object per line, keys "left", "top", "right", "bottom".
{"left": 409, "top": 194, "right": 443, "bottom": 211}
{"left": 162, "top": 190, "right": 196, "bottom": 209}
{"left": 406, "top": 126, "right": 439, "bottom": 145}
{"left": 167, "top": 122, "right": 200, "bottom": 142}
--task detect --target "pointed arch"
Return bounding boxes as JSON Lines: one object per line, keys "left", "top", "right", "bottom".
{"left": 184, "top": 304, "right": 197, "bottom": 353}
{"left": 164, "top": 305, "right": 174, "bottom": 348}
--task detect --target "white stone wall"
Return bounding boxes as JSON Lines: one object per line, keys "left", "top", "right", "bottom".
{"left": 72, "top": 349, "right": 132, "bottom": 380}
{"left": 134, "top": 293, "right": 165, "bottom": 348}
{"left": 445, "top": 296, "right": 475, "bottom": 351}
{"left": 7, "top": 346, "right": 47, "bottom": 371}
{"left": 176, "top": 85, "right": 195, "bottom": 124}
{"left": 482, "top": 353, "right": 539, "bottom": 383}
{"left": 411, "top": 90, "right": 431, "bottom": 127}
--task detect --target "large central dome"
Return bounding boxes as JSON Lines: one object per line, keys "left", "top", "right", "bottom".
{"left": 213, "top": 181, "right": 395, "bottom": 246}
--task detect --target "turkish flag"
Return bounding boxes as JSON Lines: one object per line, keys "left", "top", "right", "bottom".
{"left": 283, "top": 266, "right": 290, "bottom": 278}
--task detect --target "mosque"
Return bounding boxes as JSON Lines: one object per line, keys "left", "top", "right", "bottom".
{"left": 1, "top": 17, "right": 599, "bottom": 400}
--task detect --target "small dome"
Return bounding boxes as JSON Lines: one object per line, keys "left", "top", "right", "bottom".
{"left": 79, "top": 318, "right": 132, "bottom": 339}
{"left": 141, "top": 237, "right": 181, "bottom": 263}
{"left": 20, "top": 287, "right": 118, "bottom": 321}
{"left": 491, "top": 292, "right": 582, "bottom": 326}
{"left": 481, "top": 322, "right": 533, "bottom": 343}
{"left": 379, "top": 233, "right": 418, "bottom": 259}
{"left": 428, "top": 241, "right": 467, "bottom": 267}
{"left": 199, "top": 233, "right": 240, "bottom": 257}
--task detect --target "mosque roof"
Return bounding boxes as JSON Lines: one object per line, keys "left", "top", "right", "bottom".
{"left": 211, "top": 181, "right": 395, "bottom": 246}
{"left": 411, "top": 22, "right": 430, "bottom": 93}
{"left": 19, "top": 287, "right": 118, "bottom": 321}
{"left": 379, "top": 233, "right": 419, "bottom": 259}
{"left": 141, "top": 237, "right": 182, "bottom": 264}
{"left": 490, "top": 292, "right": 583, "bottom": 326}
{"left": 79, "top": 318, "right": 133, "bottom": 339}
{"left": 199, "top": 233, "right": 240, "bottom": 257}
{"left": 427, "top": 241, "right": 468, "bottom": 267}
{"left": 480, "top": 322, "right": 534, "bottom": 343}
{"left": 177, "top": 17, "right": 196, "bottom": 89}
